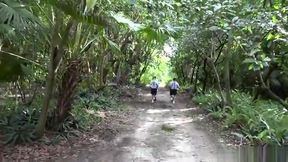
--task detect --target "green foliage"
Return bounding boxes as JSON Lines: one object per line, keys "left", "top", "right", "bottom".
{"left": 71, "top": 105, "right": 102, "bottom": 130}
{"left": 0, "top": 54, "right": 24, "bottom": 82}
{"left": 1, "top": 0, "right": 177, "bottom": 141}
{"left": 0, "top": 98, "right": 18, "bottom": 119}
{"left": 194, "top": 91, "right": 288, "bottom": 144}
{"left": 0, "top": 108, "right": 39, "bottom": 145}
{"left": 112, "top": 13, "right": 144, "bottom": 32}
{"left": 171, "top": 0, "right": 288, "bottom": 102}
{"left": 71, "top": 87, "right": 120, "bottom": 129}
{"left": 43, "top": 0, "right": 112, "bottom": 27}
{"left": 53, "top": 116, "right": 82, "bottom": 139}
{"left": 2, "top": 0, "right": 287, "bottom": 146}
{"left": 193, "top": 90, "right": 222, "bottom": 112}
{"left": 141, "top": 53, "right": 173, "bottom": 86}
{"left": 0, "top": 85, "right": 121, "bottom": 144}
{"left": 0, "top": 0, "right": 39, "bottom": 30}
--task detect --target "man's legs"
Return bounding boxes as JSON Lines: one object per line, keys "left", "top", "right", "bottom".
{"left": 172, "top": 94, "right": 176, "bottom": 103}
{"left": 170, "top": 89, "right": 177, "bottom": 103}
{"left": 151, "top": 89, "right": 154, "bottom": 103}
{"left": 151, "top": 88, "right": 157, "bottom": 103}
{"left": 154, "top": 89, "right": 158, "bottom": 101}
{"left": 170, "top": 89, "right": 173, "bottom": 101}
{"left": 173, "top": 90, "right": 178, "bottom": 103}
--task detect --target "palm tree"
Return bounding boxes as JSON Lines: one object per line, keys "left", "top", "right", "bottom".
{"left": 34, "top": 0, "right": 117, "bottom": 138}
{"left": 1, "top": 0, "right": 176, "bottom": 138}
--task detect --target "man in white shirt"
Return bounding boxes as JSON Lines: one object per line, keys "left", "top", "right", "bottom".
{"left": 150, "top": 76, "right": 159, "bottom": 103}
{"left": 169, "top": 78, "right": 180, "bottom": 103}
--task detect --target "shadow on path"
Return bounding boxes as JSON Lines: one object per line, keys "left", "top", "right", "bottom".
{"left": 56, "top": 89, "right": 237, "bottom": 162}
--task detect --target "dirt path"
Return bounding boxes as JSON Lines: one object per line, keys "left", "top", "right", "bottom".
{"left": 56, "top": 89, "right": 237, "bottom": 162}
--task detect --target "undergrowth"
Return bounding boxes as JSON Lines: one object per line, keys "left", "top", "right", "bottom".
{"left": 72, "top": 86, "right": 121, "bottom": 129}
{"left": 193, "top": 90, "right": 288, "bottom": 145}
{"left": 0, "top": 86, "right": 121, "bottom": 145}
{"left": 0, "top": 107, "right": 38, "bottom": 145}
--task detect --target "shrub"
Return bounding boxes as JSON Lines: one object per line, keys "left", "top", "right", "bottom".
{"left": 193, "top": 90, "right": 288, "bottom": 144}
{"left": 193, "top": 90, "right": 222, "bottom": 112}
{"left": 0, "top": 98, "right": 19, "bottom": 119}
{"left": 71, "top": 86, "right": 120, "bottom": 129}
{"left": 0, "top": 86, "right": 122, "bottom": 145}
{"left": 71, "top": 103, "right": 102, "bottom": 130}
{"left": 0, "top": 108, "right": 39, "bottom": 145}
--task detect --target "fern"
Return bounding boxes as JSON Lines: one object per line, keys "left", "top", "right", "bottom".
{"left": 195, "top": 90, "right": 288, "bottom": 144}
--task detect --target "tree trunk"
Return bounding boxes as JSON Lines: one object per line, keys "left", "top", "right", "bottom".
{"left": 193, "top": 65, "right": 200, "bottom": 94}
{"left": 190, "top": 62, "right": 198, "bottom": 84}
{"left": 253, "top": 66, "right": 275, "bottom": 100}
{"left": 223, "top": 37, "right": 232, "bottom": 106}
{"left": 35, "top": 14, "right": 73, "bottom": 138}
{"left": 56, "top": 59, "right": 82, "bottom": 124}
{"left": 202, "top": 59, "right": 208, "bottom": 93}
{"left": 35, "top": 47, "right": 57, "bottom": 138}
{"left": 135, "top": 56, "right": 151, "bottom": 85}
{"left": 98, "top": 54, "right": 104, "bottom": 87}
{"left": 223, "top": 56, "right": 232, "bottom": 106}
{"left": 16, "top": 80, "right": 26, "bottom": 104}
{"left": 135, "top": 66, "right": 147, "bottom": 85}
{"left": 207, "top": 58, "right": 226, "bottom": 106}
{"left": 116, "top": 62, "right": 122, "bottom": 85}
{"left": 180, "top": 66, "right": 186, "bottom": 84}
{"left": 258, "top": 71, "right": 288, "bottom": 109}
{"left": 102, "top": 67, "right": 109, "bottom": 85}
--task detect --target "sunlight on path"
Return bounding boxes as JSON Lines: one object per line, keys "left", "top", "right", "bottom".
{"left": 146, "top": 108, "right": 197, "bottom": 114}
{"left": 115, "top": 90, "right": 238, "bottom": 162}
{"left": 55, "top": 90, "right": 238, "bottom": 162}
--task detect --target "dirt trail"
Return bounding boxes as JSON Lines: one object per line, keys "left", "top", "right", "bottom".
{"left": 56, "top": 89, "right": 237, "bottom": 162}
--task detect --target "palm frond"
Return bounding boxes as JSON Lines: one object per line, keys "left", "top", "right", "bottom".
{"left": 138, "top": 27, "right": 166, "bottom": 44}
{"left": 0, "top": 24, "right": 15, "bottom": 37}
{"left": 111, "top": 13, "right": 177, "bottom": 43}
{"left": 111, "top": 13, "right": 144, "bottom": 31}
{"left": 103, "top": 35, "right": 123, "bottom": 55}
{"left": 0, "top": 0, "right": 39, "bottom": 29}
{"left": 0, "top": 50, "right": 42, "bottom": 67}
{"left": 43, "top": 0, "right": 112, "bottom": 27}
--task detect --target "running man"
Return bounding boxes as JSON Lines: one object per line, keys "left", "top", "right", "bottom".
{"left": 150, "top": 76, "right": 159, "bottom": 103}
{"left": 169, "top": 78, "right": 180, "bottom": 103}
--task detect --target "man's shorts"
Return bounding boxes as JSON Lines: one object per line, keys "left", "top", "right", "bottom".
{"left": 170, "top": 89, "right": 177, "bottom": 96}
{"left": 151, "top": 88, "right": 158, "bottom": 95}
